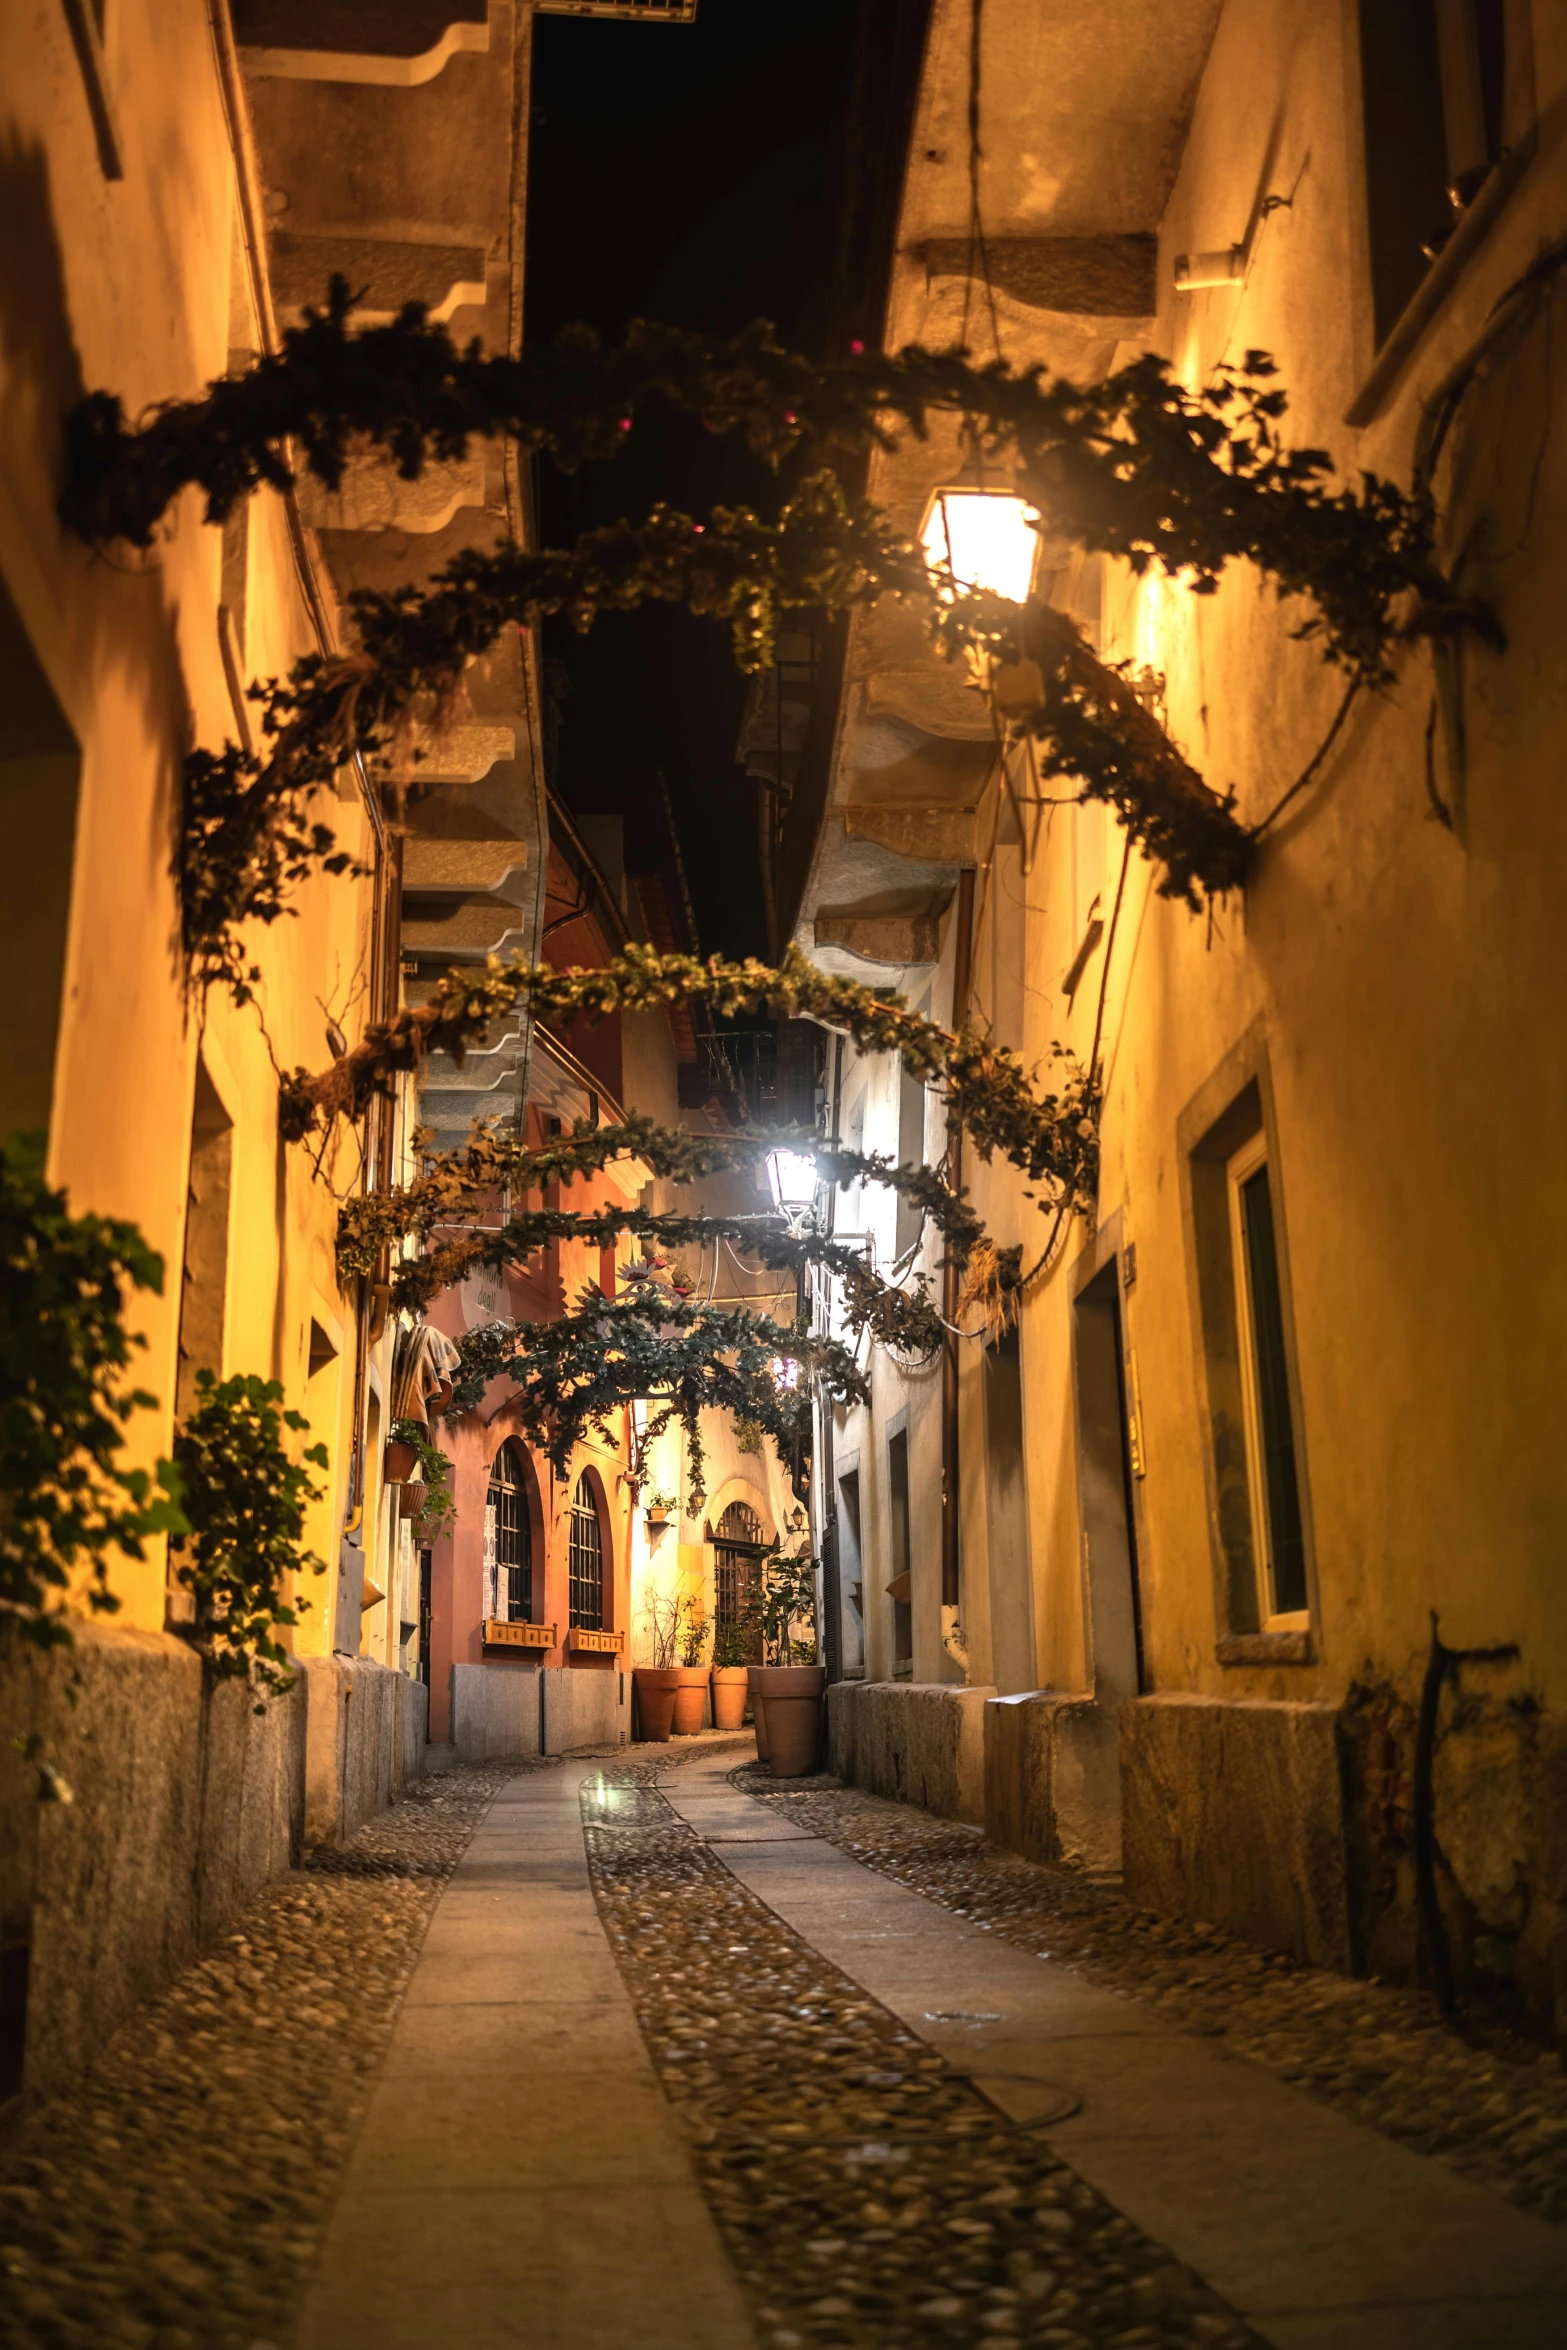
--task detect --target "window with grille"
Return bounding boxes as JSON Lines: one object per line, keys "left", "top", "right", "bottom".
{"left": 714, "top": 1500, "right": 764, "bottom": 1640}
{"left": 484, "top": 1443, "right": 532, "bottom": 1623}
{"left": 568, "top": 1472, "right": 604, "bottom": 1629}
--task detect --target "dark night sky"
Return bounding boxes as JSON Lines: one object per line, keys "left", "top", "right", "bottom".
{"left": 525, "top": 0, "right": 868, "bottom": 961}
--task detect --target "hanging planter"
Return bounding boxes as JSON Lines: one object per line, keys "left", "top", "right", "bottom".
{"left": 384, "top": 1438, "right": 418, "bottom": 1484}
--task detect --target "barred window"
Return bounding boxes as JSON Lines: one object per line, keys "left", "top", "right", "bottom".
{"left": 484, "top": 1442, "right": 532, "bottom": 1623}
{"left": 568, "top": 1472, "right": 604, "bottom": 1630}
{"left": 714, "top": 1500, "right": 764, "bottom": 1641}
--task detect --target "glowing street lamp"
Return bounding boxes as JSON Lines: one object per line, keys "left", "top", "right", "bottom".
{"left": 765, "top": 1147, "right": 819, "bottom": 1235}
{"left": 920, "top": 484, "right": 1042, "bottom": 605}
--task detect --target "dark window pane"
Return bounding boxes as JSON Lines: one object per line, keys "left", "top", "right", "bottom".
{"left": 486, "top": 1442, "right": 532, "bottom": 1621}
{"left": 714, "top": 1500, "right": 763, "bottom": 1642}
{"left": 1240, "top": 1166, "right": 1308, "bottom": 1615}
{"left": 1359, "top": 0, "right": 1452, "bottom": 339}
{"left": 569, "top": 1473, "right": 604, "bottom": 1629}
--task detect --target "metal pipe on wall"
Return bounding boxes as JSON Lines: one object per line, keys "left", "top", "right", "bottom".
{"left": 940, "top": 866, "right": 976, "bottom": 1610}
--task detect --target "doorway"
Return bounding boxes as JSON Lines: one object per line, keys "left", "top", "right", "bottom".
{"left": 983, "top": 1326, "right": 1035, "bottom": 1693}
{"left": 887, "top": 1429, "right": 912, "bottom": 1675}
{"left": 1072, "top": 1260, "right": 1145, "bottom": 1702}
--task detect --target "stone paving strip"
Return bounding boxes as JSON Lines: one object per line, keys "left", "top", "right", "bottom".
{"left": 586, "top": 1759, "right": 1262, "bottom": 2350}
{"left": 738, "top": 1767, "right": 1567, "bottom": 2231}
{"left": 0, "top": 1760, "right": 525, "bottom": 2350}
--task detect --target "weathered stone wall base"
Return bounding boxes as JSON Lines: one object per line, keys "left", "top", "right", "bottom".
{"left": 301, "top": 1656, "right": 428, "bottom": 1847}
{"left": 0, "top": 1626, "right": 305, "bottom": 2102}
{"left": 1120, "top": 1693, "right": 1353, "bottom": 1972}
{"left": 983, "top": 1692, "right": 1122, "bottom": 1872}
{"left": 827, "top": 1680, "right": 993, "bottom": 1825}
{"left": 450, "top": 1660, "right": 628, "bottom": 1764}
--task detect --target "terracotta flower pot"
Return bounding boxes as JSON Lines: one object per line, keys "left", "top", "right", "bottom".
{"left": 384, "top": 1438, "right": 418, "bottom": 1483}
{"left": 672, "top": 1664, "right": 708, "bottom": 1735}
{"left": 711, "top": 1666, "right": 748, "bottom": 1731}
{"left": 398, "top": 1480, "right": 424, "bottom": 1519}
{"left": 755, "top": 1664, "right": 826, "bottom": 1779}
{"left": 633, "top": 1666, "right": 681, "bottom": 1743}
{"left": 747, "top": 1665, "right": 770, "bottom": 1764}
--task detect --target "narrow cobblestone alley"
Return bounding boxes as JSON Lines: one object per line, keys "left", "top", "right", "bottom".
{"left": 6, "top": 1743, "right": 1567, "bottom": 2350}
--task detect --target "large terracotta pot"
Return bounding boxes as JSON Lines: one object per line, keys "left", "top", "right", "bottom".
{"left": 633, "top": 1667, "right": 680, "bottom": 1743}
{"left": 747, "top": 1666, "right": 770, "bottom": 1764}
{"left": 756, "top": 1665, "right": 826, "bottom": 1779}
{"left": 383, "top": 1438, "right": 418, "bottom": 1483}
{"left": 672, "top": 1664, "right": 708, "bottom": 1735}
{"left": 711, "top": 1666, "right": 748, "bottom": 1731}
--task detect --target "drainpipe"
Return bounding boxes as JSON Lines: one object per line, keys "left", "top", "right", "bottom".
{"left": 819, "top": 1037, "right": 844, "bottom": 1681}
{"left": 940, "top": 867, "right": 976, "bottom": 1613}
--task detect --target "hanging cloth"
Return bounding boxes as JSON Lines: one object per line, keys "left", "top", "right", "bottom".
{"left": 390, "top": 1321, "right": 463, "bottom": 1430}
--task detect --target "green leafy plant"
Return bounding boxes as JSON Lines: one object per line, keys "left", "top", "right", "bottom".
{"left": 0, "top": 1132, "right": 185, "bottom": 1651}
{"left": 63, "top": 301, "right": 1495, "bottom": 981}
{"left": 712, "top": 1612, "right": 753, "bottom": 1669}
{"left": 759, "top": 1543, "right": 818, "bottom": 1668}
{"left": 442, "top": 1291, "right": 865, "bottom": 1507}
{"left": 644, "top": 1489, "right": 678, "bottom": 1518}
{"left": 182, "top": 745, "right": 359, "bottom": 1002}
{"left": 286, "top": 944, "right": 1097, "bottom": 1216}
{"left": 679, "top": 1597, "right": 709, "bottom": 1668}
{"left": 170, "top": 1371, "right": 328, "bottom": 1701}
{"left": 388, "top": 1416, "right": 457, "bottom": 1544}
{"left": 733, "top": 1418, "right": 763, "bottom": 1457}
{"left": 339, "top": 1110, "right": 985, "bottom": 1288}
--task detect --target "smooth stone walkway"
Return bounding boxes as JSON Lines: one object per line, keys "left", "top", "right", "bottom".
{"left": 295, "top": 1758, "right": 755, "bottom": 2350}
{"left": 663, "top": 1748, "right": 1567, "bottom": 2350}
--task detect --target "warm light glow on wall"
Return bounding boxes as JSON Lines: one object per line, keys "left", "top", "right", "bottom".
{"left": 921, "top": 487, "right": 1041, "bottom": 604}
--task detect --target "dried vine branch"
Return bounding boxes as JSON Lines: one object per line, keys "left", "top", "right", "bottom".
{"left": 64, "top": 292, "right": 1481, "bottom": 677}
{"left": 443, "top": 1290, "right": 868, "bottom": 1506}
{"left": 283, "top": 943, "right": 1099, "bottom": 1207}
{"left": 62, "top": 304, "right": 1500, "bottom": 971}
{"left": 380, "top": 1205, "right": 943, "bottom": 1356}
{"left": 337, "top": 1112, "right": 983, "bottom": 1275}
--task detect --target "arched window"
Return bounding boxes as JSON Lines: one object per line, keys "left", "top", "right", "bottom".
{"left": 714, "top": 1499, "right": 765, "bottom": 1642}
{"left": 568, "top": 1472, "right": 604, "bottom": 1629}
{"left": 484, "top": 1442, "right": 532, "bottom": 1623}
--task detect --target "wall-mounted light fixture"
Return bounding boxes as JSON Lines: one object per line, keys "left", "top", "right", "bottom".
{"left": 920, "top": 484, "right": 1042, "bottom": 605}
{"left": 1173, "top": 245, "right": 1246, "bottom": 293}
{"left": 765, "top": 1147, "right": 820, "bottom": 1235}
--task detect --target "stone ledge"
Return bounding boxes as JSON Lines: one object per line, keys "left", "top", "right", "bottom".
{"left": 1216, "top": 1628, "right": 1314, "bottom": 1667}
{"left": 983, "top": 1690, "right": 1121, "bottom": 1872}
{"left": 827, "top": 1680, "right": 994, "bottom": 1825}
{"left": 1120, "top": 1692, "right": 1352, "bottom": 1971}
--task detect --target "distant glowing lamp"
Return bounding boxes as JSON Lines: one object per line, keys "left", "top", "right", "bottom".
{"left": 920, "top": 485, "right": 1042, "bottom": 605}
{"left": 766, "top": 1148, "right": 819, "bottom": 1233}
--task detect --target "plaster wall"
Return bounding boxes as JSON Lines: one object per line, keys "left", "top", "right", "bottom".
{"left": 807, "top": 0, "right": 1567, "bottom": 2018}
{"left": 826, "top": 1680, "right": 992, "bottom": 1826}
{"left": 0, "top": 1625, "right": 305, "bottom": 2102}
{"left": 0, "top": 2, "right": 430, "bottom": 2099}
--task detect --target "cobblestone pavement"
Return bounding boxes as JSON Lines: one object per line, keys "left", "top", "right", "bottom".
{"left": 0, "top": 1762, "right": 534, "bottom": 2350}
{"left": 738, "top": 1766, "right": 1567, "bottom": 2231}
{"left": 585, "top": 1760, "right": 1262, "bottom": 2350}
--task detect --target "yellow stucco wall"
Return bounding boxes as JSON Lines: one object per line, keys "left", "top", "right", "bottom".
{"left": 1, "top": 0, "right": 393, "bottom": 1646}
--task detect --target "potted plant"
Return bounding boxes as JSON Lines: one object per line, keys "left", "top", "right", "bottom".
{"left": 384, "top": 1415, "right": 422, "bottom": 1483}
{"left": 754, "top": 1542, "right": 825, "bottom": 1779}
{"left": 404, "top": 1427, "right": 457, "bottom": 1545}
{"left": 711, "top": 1612, "right": 751, "bottom": 1730}
{"left": 644, "top": 1488, "right": 677, "bottom": 1529}
{"left": 673, "top": 1597, "right": 709, "bottom": 1734}
{"left": 632, "top": 1590, "right": 682, "bottom": 1742}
